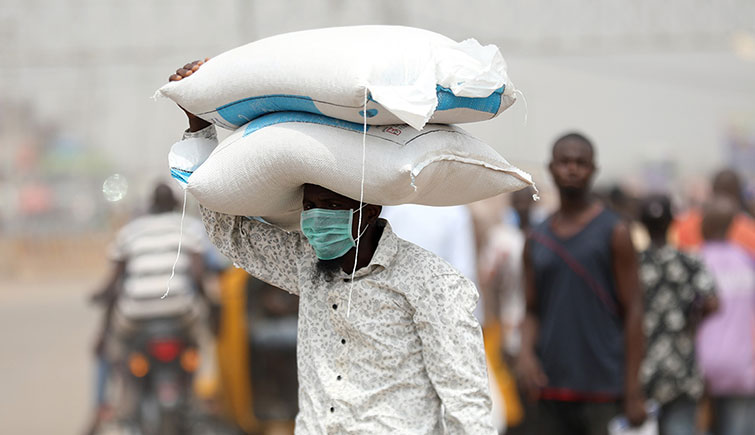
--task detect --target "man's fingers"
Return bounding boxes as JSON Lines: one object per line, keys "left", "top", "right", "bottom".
{"left": 169, "top": 59, "right": 208, "bottom": 83}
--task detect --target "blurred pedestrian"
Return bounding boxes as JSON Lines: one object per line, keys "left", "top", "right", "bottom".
{"left": 478, "top": 186, "right": 540, "bottom": 432}
{"left": 516, "top": 132, "right": 646, "bottom": 434}
{"left": 671, "top": 168, "right": 755, "bottom": 256}
{"left": 696, "top": 197, "right": 755, "bottom": 435}
{"left": 637, "top": 194, "right": 718, "bottom": 435}
{"left": 480, "top": 187, "right": 539, "bottom": 361}
{"left": 92, "top": 182, "right": 215, "bottom": 422}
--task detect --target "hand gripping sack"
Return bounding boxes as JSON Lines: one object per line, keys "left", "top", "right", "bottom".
{"left": 156, "top": 25, "right": 517, "bottom": 131}
{"left": 171, "top": 112, "right": 534, "bottom": 231}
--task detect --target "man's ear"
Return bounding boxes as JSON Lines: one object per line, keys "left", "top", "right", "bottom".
{"left": 365, "top": 204, "right": 382, "bottom": 224}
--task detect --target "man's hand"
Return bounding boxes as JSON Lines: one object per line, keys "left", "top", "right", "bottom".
{"left": 515, "top": 350, "right": 548, "bottom": 402}
{"left": 169, "top": 59, "right": 212, "bottom": 132}
{"left": 624, "top": 392, "right": 647, "bottom": 427}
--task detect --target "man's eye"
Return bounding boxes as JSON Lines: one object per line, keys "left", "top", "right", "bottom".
{"left": 329, "top": 203, "right": 340, "bottom": 209}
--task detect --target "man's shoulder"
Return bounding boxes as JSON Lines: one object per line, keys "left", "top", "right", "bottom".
{"left": 392, "top": 236, "right": 472, "bottom": 283}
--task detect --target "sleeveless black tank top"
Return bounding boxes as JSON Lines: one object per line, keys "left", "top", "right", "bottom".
{"left": 529, "top": 208, "right": 624, "bottom": 398}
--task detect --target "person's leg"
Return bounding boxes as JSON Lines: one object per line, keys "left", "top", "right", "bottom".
{"left": 658, "top": 396, "right": 697, "bottom": 435}
{"left": 505, "top": 396, "right": 539, "bottom": 435}
{"left": 536, "top": 400, "right": 577, "bottom": 435}
{"left": 581, "top": 401, "right": 622, "bottom": 435}
{"left": 713, "top": 396, "right": 755, "bottom": 435}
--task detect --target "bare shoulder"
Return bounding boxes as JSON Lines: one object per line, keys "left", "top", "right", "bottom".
{"left": 610, "top": 218, "right": 636, "bottom": 257}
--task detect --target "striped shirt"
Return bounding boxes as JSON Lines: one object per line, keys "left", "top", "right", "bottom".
{"left": 109, "top": 212, "right": 204, "bottom": 319}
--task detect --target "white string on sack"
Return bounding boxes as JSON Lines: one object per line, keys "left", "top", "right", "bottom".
{"left": 162, "top": 189, "right": 188, "bottom": 299}
{"left": 514, "top": 89, "right": 529, "bottom": 125}
{"left": 347, "top": 86, "right": 369, "bottom": 318}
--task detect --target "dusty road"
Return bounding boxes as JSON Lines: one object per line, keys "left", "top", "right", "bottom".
{"left": 0, "top": 278, "right": 99, "bottom": 435}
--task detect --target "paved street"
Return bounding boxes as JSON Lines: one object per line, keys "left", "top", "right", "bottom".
{"left": 0, "top": 278, "right": 99, "bottom": 435}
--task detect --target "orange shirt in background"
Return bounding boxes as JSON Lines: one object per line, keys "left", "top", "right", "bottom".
{"left": 670, "top": 210, "right": 755, "bottom": 257}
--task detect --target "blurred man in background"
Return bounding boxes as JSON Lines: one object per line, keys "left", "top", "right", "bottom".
{"left": 637, "top": 194, "right": 718, "bottom": 435}
{"left": 478, "top": 186, "right": 540, "bottom": 433}
{"left": 517, "top": 132, "right": 646, "bottom": 434}
{"left": 87, "top": 183, "right": 214, "bottom": 431}
{"left": 671, "top": 168, "right": 755, "bottom": 256}
{"left": 696, "top": 197, "right": 755, "bottom": 435}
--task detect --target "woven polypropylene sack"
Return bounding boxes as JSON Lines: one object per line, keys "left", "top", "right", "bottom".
{"left": 156, "top": 25, "right": 517, "bottom": 131}
{"left": 177, "top": 112, "right": 533, "bottom": 231}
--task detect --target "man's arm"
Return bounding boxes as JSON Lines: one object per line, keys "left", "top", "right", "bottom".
{"left": 169, "top": 59, "right": 307, "bottom": 295}
{"left": 181, "top": 126, "right": 306, "bottom": 295}
{"left": 515, "top": 238, "right": 548, "bottom": 402}
{"left": 408, "top": 274, "right": 497, "bottom": 434}
{"left": 92, "top": 260, "right": 126, "bottom": 355}
{"left": 199, "top": 206, "right": 306, "bottom": 295}
{"left": 611, "top": 222, "right": 647, "bottom": 426}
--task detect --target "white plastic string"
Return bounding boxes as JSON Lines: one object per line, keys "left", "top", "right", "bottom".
{"left": 347, "top": 86, "right": 369, "bottom": 318}
{"left": 162, "top": 189, "right": 188, "bottom": 299}
{"left": 514, "top": 89, "right": 529, "bottom": 125}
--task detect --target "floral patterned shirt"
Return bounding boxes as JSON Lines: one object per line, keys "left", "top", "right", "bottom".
{"left": 183, "top": 126, "right": 495, "bottom": 434}
{"left": 638, "top": 245, "right": 716, "bottom": 405}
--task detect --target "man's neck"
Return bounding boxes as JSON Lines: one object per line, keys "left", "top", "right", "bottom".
{"left": 649, "top": 236, "right": 667, "bottom": 249}
{"left": 340, "top": 222, "right": 384, "bottom": 274}
{"left": 558, "top": 192, "right": 594, "bottom": 218}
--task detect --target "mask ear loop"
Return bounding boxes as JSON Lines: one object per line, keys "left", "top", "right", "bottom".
{"left": 162, "top": 189, "right": 188, "bottom": 299}
{"left": 347, "top": 86, "right": 369, "bottom": 319}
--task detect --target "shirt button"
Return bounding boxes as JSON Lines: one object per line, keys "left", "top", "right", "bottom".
{"left": 337, "top": 375, "right": 342, "bottom": 381}
{"left": 330, "top": 407, "right": 335, "bottom": 413}
{"left": 332, "top": 304, "right": 338, "bottom": 310}
{"left": 341, "top": 339, "right": 346, "bottom": 345}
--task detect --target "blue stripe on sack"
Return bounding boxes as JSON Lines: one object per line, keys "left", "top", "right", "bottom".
{"left": 243, "top": 112, "right": 368, "bottom": 137}
{"left": 216, "top": 94, "right": 325, "bottom": 127}
{"left": 170, "top": 168, "right": 192, "bottom": 184}
{"left": 435, "top": 85, "right": 505, "bottom": 114}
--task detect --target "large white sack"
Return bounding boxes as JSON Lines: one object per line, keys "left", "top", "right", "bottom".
{"left": 172, "top": 112, "right": 533, "bottom": 231}
{"left": 156, "top": 25, "right": 517, "bottom": 131}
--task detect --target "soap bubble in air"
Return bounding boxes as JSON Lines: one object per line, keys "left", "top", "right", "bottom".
{"left": 103, "top": 174, "right": 128, "bottom": 202}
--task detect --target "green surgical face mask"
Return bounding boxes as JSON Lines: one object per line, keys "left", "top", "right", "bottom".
{"left": 300, "top": 207, "right": 368, "bottom": 260}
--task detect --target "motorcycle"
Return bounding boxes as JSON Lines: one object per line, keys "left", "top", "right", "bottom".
{"left": 121, "top": 318, "right": 200, "bottom": 435}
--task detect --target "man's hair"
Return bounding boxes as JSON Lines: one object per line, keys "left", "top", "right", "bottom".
{"left": 712, "top": 168, "right": 744, "bottom": 208}
{"left": 702, "top": 197, "right": 737, "bottom": 241}
{"left": 314, "top": 258, "right": 342, "bottom": 283}
{"left": 151, "top": 183, "right": 177, "bottom": 213}
{"left": 552, "top": 131, "right": 595, "bottom": 157}
{"left": 639, "top": 194, "right": 673, "bottom": 236}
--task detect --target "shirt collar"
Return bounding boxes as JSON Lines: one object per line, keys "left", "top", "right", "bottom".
{"left": 340, "top": 218, "right": 398, "bottom": 279}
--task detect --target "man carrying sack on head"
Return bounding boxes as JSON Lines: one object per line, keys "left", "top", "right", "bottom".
{"left": 168, "top": 60, "right": 498, "bottom": 434}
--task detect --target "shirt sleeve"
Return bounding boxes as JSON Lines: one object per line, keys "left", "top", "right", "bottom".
{"left": 199, "top": 206, "right": 307, "bottom": 296}
{"left": 408, "top": 272, "right": 497, "bottom": 434}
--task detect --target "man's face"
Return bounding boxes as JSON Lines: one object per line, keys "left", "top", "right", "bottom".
{"left": 302, "top": 184, "right": 380, "bottom": 278}
{"left": 302, "top": 184, "right": 363, "bottom": 240}
{"left": 549, "top": 139, "right": 596, "bottom": 197}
